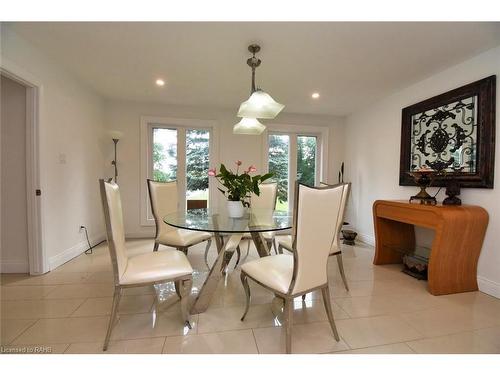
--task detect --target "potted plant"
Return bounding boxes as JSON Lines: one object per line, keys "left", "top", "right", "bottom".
{"left": 208, "top": 161, "right": 274, "bottom": 218}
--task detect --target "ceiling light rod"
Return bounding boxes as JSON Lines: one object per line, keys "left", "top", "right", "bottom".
{"left": 247, "top": 44, "right": 261, "bottom": 93}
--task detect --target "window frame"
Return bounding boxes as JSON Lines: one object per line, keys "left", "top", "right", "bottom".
{"left": 140, "top": 116, "right": 217, "bottom": 227}
{"left": 262, "top": 124, "right": 329, "bottom": 212}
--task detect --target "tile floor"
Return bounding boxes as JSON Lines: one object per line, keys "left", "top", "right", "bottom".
{"left": 1, "top": 238, "right": 500, "bottom": 354}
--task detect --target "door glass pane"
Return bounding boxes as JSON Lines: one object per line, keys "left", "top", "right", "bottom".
{"left": 297, "top": 135, "right": 317, "bottom": 186}
{"left": 268, "top": 134, "right": 289, "bottom": 211}
{"left": 186, "top": 129, "right": 210, "bottom": 208}
{"left": 152, "top": 128, "right": 177, "bottom": 182}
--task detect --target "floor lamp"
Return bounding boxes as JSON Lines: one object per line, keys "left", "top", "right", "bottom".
{"left": 109, "top": 130, "right": 123, "bottom": 183}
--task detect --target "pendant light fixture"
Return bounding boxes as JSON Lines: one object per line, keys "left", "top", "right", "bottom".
{"left": 233, "top": 44, "right": 285, "bottom": 135}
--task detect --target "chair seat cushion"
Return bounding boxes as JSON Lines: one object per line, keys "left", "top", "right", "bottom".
{"left": 278, "top": 235, "right": 340, "bottom": 254}
{"left": 241, "top": 254, "right": 294, "bottom": 294}
{"left": 120, "top": 249, "right": 193, "bottom": 285}
{"left": 158, "top": 229, "right": 211, "bottom": 247}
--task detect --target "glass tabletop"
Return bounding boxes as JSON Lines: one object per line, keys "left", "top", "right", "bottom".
{"left": 163, "top": 207, "right": 292, "bottom": 233}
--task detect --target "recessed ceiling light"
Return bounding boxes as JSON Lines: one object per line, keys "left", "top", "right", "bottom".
{"left": 311, "top": 92, "right": 320, "bottom": 99}
{"left": 156, "top": 79, "right": 165, "bottom": 86}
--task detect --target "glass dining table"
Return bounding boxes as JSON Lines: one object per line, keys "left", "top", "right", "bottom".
{"left": 164, "top": 206, "right": 292, "bottom": 314}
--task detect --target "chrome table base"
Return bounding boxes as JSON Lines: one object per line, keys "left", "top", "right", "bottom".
{"left": 189, "top": 231, "right": 271, "bottom": 314}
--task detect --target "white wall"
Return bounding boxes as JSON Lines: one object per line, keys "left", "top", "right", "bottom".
{"left": 344, "top": 45, "right": 500, "bottom": 298}
{"left": 103, "top": 99, "right": 344, "bottom": 237}
{"left": 1, "top": 26, "right": 106, "bottom": 272}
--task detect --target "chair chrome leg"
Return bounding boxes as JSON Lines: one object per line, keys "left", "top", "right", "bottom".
{"left": 204, "top": 239, "right": 212, "bottom": 269}
{"left": 240, "top": 239, "right": 251, "bottom": 264}
{"left": 272, "top": 238, "right": 278, "bottom": 255}
{"left": 174, "top": 280, "right": 182, "bottom": 299}
{"left": 277, "top": 243, "right": 284, "bottom": 254}
{"left": 153, "top": 242, "right": 159, "bottom": 252}
{"left": 103, "top": 286, "right": 122, "bottom": 351}
{"left": 284, "top": 297, "right": 293, "bottom": 354}
{"left": 321, "top": 285, "right": 340, "bottom": 341}
{"left": 336, "top": 253, "right": 349, "bottom": 291}
{"left": 240, "top": 272, "right": 251, "bottom": 321}
{"left": 179, "top": 277, "right": 193, "bottom": 328}
{"left": 233, "top": 245, "right": 242, "bottom": 269}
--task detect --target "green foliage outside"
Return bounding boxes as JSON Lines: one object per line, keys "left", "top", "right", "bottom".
{"left": 268, "top": 135, "right": 289, "bottom": 205}
{"left": 297, "top": 136, "right": 316, "bottom": 186}
{"left": 152, "top": 130, "right": 209, "bottom": 193}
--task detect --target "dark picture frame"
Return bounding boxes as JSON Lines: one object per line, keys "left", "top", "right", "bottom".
{"left": 399, "top": 75, "right": 496, "bottom": 188}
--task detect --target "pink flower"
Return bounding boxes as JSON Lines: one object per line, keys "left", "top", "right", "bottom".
{"left": 247, "top": 165, "right": 257, "bottom": 173}
{"left": 208, "top": 168, "right": 216, "bottom": 177}
{"left": 235, "top": 160, "right": 242, "bottom": 166}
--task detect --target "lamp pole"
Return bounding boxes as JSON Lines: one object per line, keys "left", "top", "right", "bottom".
{"left": 111, "top": 138, "right": 119, "bottom": 183}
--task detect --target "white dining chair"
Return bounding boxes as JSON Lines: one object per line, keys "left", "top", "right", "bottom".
{"left": 147, "top": 179, "right": 212, "bottom": 255}
{"left": 277, "top": 182, "right": 351, "bottom": 292}
{"left": 204, "top": 182, "right": 278, "bottom": 268}
{"left": 100, "top": 179, "right": 194, "bottom": 351}
{"left": 240, "top": 182, "right": 345, "bottom": 353}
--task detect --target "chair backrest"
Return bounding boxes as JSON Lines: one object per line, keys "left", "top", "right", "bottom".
{"left": 99, "top": 179, "right": 129, "bottom": 285}
{"left": 320, "top": 182, "right": 351, "bottom": 252}
{"left": 250, "top": 182, "right": 278, "bottom": 209}
{"left": 289, "top": 182, "right": 345, "bottom": 295}
{"left": 147, "top": 179, "right": 178, "bottom": 239}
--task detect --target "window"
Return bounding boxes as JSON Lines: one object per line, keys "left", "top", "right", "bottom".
{"left": 267, "top": 131, "right": 322, "bottom": 211}
{"left": 141, "top": 117, "right": 215, "bottom": 226}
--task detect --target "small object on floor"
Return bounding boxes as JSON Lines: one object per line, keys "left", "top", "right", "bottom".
{"left": 402, "top": 254, "right": 428, "bottom": 280}
{"left": 443, "top": 179, "right": 462, "bottom": 205}
{"left": 341, "top": 229, "right": 357, "bottom": 245}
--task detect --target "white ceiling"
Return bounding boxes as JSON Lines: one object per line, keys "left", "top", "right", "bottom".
{"left": 8, "top": 22, "right": 500, "bottom": 116}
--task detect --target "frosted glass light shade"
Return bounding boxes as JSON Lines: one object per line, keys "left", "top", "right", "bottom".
{"left": 108, "top": 130, "right": 124, "bottom": 140}
{"left": 237, "top": 90, "right": 285, "bottom": 119}
{"left": 233, "top": 118, "right": 266, "bottom": 135}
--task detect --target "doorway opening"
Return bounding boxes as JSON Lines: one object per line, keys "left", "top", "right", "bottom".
{"left": 1, "top": 66, "right": 45, "bottom": 275}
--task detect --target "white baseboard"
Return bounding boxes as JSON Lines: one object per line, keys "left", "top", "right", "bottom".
{"left": 49, "top": 232, "right": 106, "bottom": 271}
{"left": 0, "top": 260, "right": 29, "bottom": 273}
{"left": 477, "top": 276, "right": 500, "bottom": 299}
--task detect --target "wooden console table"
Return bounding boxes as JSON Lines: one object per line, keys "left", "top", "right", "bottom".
{"left": 373, "top": 200, "right": 488, "bottom": 295}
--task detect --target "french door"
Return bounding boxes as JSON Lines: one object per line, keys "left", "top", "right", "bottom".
{"left": 267, "top": 132, "right": 321, "bottom": 211}
{"left": 140, "top": 118, "right": 214, "bottom": 226}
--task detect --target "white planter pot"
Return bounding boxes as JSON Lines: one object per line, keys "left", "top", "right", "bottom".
{"left": 227, "top": 200, "right": 245, "bottom": 218}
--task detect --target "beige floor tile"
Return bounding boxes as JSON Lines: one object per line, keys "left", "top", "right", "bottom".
{"left": 335, "top": 342, "right": 415, "bottom": 354}
{"left": 2, "top": 240, "right": 499, "bottom": 354}
{"left": 473, "top": 325, "right": 500, "bottom": 350}
{"left": 1, "top": 343, "right": 69, "bottom": 354}
{"left": 406, "top": 330, "right": 500, "bottom": 354}
{"left": 122, "top": 285, "right": 156, "bottom": 296}
{"left": 163, "top": 329, "right": 258, "bottom": 354}
{"left": 83, "top": 271, "right": 115, "bottom": 284}
{"left": 253, "top": 321, "right": 350, "bottom": 354}
{"left": 12, "top": 316, "right": 109, "bottom": 345}
{"left": 399, "top": 305, "right": 500, "bottom": 338}
{"left": 44, "top": 284, "right": 114, "bottom": 299}
{"left": 71, "top": 295, "right": 155, "bottom": 317}
{"left": 1, "top": 299, "right": 85, "bottom": 319}
{"left": 335, "top": 315, "right": 423, "bottom": 349}
{"left": 0, "top": 319, "right": 37, "bottom": 344}
{"left": 65, "top": 337, "right": 165, "bottom": 354}
{"left": 197, "top": 303, "right": 278, "bottom": 334}
{"left": 1, "top": 272, "right": 91, "bottom": 286}
{"left": 0, "top": 285, "right": 58, "bottom": 300}
{"left": 335, "top": 292, "right": 452, "bottom": 318}
{"left": 110, "top": 309, "right": 198, "bottom": 341}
